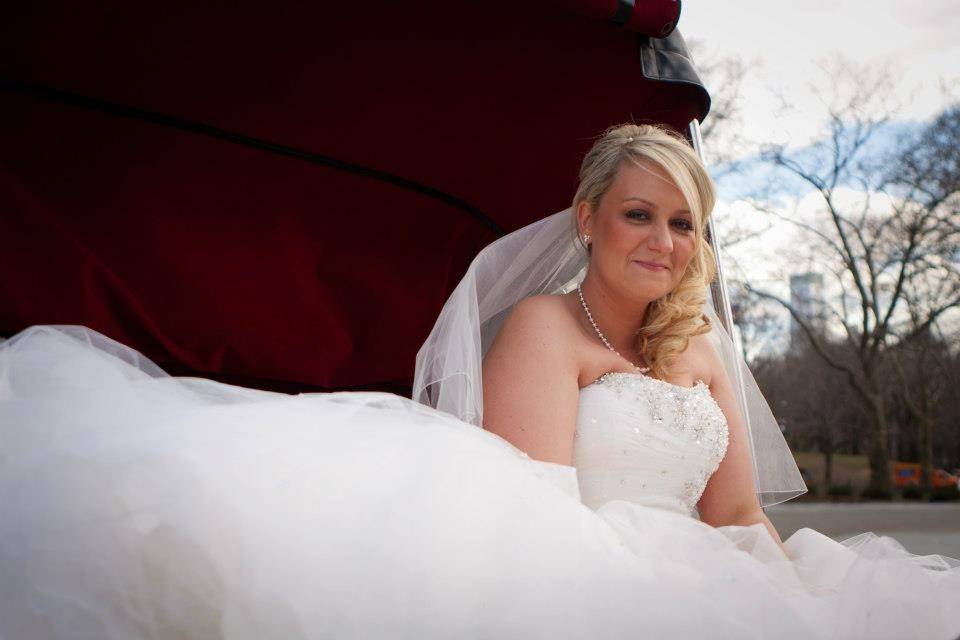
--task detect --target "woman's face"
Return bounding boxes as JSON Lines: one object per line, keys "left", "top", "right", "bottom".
{"left": 578, "top": 159, "right": 697, "bottom": 303}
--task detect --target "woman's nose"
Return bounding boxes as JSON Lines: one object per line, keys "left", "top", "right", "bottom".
{"left": 647, "top": 222, "right": 673, "bottom": 253}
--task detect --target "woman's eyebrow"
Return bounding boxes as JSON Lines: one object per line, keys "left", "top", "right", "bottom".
{"left": 622, "top": 197, "right": 691, "bottom": 215}
{"left": 621, "top": 196, "right": 656, "bottom": 206}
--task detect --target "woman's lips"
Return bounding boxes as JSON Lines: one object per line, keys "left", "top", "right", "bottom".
{"left": 634, "top": 260, "right": 668, "bottom": 272}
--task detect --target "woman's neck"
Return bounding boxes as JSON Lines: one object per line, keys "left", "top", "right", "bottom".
{"left": 575, "top": 276, "right": 651, "bottom": 358}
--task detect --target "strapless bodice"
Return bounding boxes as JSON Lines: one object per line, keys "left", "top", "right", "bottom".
{"left": 573, "top": 371, "right": 729, "bottom": 515}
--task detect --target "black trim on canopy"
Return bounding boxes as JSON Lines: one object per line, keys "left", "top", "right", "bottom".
{"left": 0, "top": 76, "right": 506, "bottom": 237}
{"left": 637, "top": 29, "right": 711, "bottom": 123}
{"left": 608, "top": 0, "right": 636, "bottom": 26}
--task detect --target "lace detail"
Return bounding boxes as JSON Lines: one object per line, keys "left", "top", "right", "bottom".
{"left": 590, "top": 372, "right": 726, "bottom": 461}
{"left": 574, "top": 371, "right": 729, "bottom": 514}
{"left": 589, "top": 370, "right": 707, "bottom": 393}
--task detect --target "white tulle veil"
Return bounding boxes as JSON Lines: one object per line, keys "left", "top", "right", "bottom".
{"left": 413, "top": 206, "right": 807, "bottom": 508}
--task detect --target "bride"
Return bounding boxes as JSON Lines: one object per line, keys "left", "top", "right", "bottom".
{"left": 2, "top": 124, "right": 959, "bottom": 640}
{"left": 479, "top": 124, "right": 779, "bottom": 541}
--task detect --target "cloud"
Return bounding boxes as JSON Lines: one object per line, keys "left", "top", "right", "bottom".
{"left": 682, "top": 1, "right": 960, "bottom": 152}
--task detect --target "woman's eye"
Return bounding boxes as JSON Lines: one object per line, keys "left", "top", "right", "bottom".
{"left": 626, "top": 210, "right": 693, "bottom": 232}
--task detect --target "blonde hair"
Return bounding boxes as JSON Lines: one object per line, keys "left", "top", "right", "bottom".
{"left": 572, "top": 123, "right": 717, "bottom": 379}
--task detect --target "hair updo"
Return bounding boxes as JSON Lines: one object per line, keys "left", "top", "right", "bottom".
{"left": 571, "top": 123, "right": 718, "bottom": 379}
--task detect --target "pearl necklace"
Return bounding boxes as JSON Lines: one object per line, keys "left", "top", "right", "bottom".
{"left": 577, "top": 284, "right": 650, "bottom": 373}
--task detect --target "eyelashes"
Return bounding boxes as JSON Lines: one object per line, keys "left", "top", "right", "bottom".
{"left": 625, "top": 209, "right": 694, "bottom": 232}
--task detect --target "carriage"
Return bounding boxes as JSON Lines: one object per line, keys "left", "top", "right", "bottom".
{"left": 1, "top": 0, "right": 719, "bottom": 397}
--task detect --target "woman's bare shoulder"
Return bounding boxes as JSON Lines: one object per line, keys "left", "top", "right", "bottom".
{"left": 488, "top": 295, "right": 581, "bottom": 364}
{"left": 481, "top": 295, "right": 582, "bottom": 465}
{"left": 686, "top": 328, "right": 726, "bottom": 386}
{"left": 508, "top": 294, "right": 579, "bottom": 330}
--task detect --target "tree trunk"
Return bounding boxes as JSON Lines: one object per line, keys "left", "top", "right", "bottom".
{"left": 820, "top": 426, "right": 834, "bottom": 497}
{"left": 919, "top": 415, "right": 933, "bottom": 497}
{"left": 824, "top": 448, "right": 833, "bottom": 494}
{"left": 866, "top": 395, "right": 891, "bottom": 494}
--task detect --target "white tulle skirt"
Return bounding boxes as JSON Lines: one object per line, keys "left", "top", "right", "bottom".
{"left": 2, "top": 326, "right": 959, "bottom": 640}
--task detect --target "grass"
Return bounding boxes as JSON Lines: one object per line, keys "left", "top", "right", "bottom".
{"left": 794, "top": 451, "right": 872, "bottom": 497}
{"left": 790, "top": 451, "right": 959, "bottom": 502}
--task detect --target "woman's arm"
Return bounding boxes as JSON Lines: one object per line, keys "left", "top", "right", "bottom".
{"left": 693, "top": 333, "right": 786, "bottom": 550}
{"left": 481, "top": 296, "right": 581, "bottom": 466}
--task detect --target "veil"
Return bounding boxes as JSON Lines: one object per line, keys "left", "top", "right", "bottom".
{"left": 412, "top": 207, "right": 807, "bottom": 508}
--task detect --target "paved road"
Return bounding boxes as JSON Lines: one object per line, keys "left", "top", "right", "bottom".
{"left": 766, "top": 502, "right": 960, "bottom": 558}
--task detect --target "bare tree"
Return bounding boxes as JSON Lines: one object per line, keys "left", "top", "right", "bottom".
{"left": 687, "top": 41, "right": 778, "bottom": 260}
{"left": 745, "top": 61, "right": 960, "bottom": 494}
{"left": 883, "top": 104, "right": 960, "bottom": 493}
{"left": 756, "top": 339, "right": 865, "bottom": 495}
{"left": 728, "top": 286, "right": 782, "bottom": 361}
{"left": 687, "top": 38, "right": 750, "bottom": 175}
{"left": 890, "top": 329, "right": 955, "bottom": 495}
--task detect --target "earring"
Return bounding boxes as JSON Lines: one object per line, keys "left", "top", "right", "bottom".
{"left": 582, "top": 233, "right": 591, "bottom": 244}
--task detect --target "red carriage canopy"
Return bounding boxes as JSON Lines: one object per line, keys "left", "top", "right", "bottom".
{"left": 0, "top": 0, "right": 710, "bottom": 394}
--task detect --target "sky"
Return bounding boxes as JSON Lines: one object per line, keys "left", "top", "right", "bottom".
{"left": 682, "top": 0, "right": 960, "bottom": 152}
{"left": 678, "top": 1, "right": 960, "bottom": 356}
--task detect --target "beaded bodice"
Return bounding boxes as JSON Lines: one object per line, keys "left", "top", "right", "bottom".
{"left": 573, "top": 371, "right": 729, "bottom": 516}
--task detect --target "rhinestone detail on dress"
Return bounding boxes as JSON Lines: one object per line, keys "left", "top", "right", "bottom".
{"left": 580, "top": 371, "right": 730, "bottom": 512}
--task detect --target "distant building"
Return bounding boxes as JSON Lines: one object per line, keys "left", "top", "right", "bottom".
{"left": 789, "top": 272, "right": 826, "bottom": 350}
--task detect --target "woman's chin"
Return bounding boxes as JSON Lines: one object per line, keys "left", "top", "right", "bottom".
{"left": 624, "top": 284, "right": 673, "bottom": 303}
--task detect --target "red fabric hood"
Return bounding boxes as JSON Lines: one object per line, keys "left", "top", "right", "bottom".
{"left": 0, "top": 0, "right": 709, "bottom": 393}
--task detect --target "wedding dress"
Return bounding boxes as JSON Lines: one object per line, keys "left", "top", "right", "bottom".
{"left": 2, "top": 324, "right": 959, "bottom": 640}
